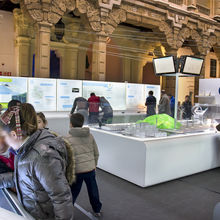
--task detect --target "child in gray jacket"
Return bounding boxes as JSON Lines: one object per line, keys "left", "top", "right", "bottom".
{"left": 66, "top": 113, "right": 102, "bottom": 217}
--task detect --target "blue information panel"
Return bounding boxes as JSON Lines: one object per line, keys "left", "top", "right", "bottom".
{"left": 0, "top": 77, "right": 27, "bottom": 109}
{"left": 57, "top": 79, "right": 82, "bottom": 111}
{"left": 126, "top": 83, "right": 145, "bottom": 109}
{"left": 28, "top": 78, "right": 57, "bottom": 111}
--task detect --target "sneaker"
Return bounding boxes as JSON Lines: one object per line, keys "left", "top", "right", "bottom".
{"left": 94, "top": 212, "right": 102, "bottom": 217}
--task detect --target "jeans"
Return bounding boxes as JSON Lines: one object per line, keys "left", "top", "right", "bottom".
{"left": 102, "top": 113, "right": 113, "bottom": 124}
{"left": 89, "top": 112, "right": 99, "bottom": 124}
{"left": 71, "top": 170, "right": 102, "bottom": 213}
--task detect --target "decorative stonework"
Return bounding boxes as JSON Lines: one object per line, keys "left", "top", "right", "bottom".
{"left": 11, "top": 0, "right": 76, "bottom": 24}
{"left": 98, "top": 0, "right": 122, "bottom": 10}
{"left": 76, "top": 0, "right": 126, "bottom": 34}
{"left": 159, "top": 20, "right": 218, "bottom": 56}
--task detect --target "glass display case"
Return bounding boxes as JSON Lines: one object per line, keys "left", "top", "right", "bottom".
{"left": 94, "top": 119, "right": 216, "bottom": 139}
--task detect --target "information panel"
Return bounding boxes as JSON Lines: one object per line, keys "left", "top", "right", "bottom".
{"left": 126, "top": 83, "right": 145, "bottom": 109}
{"left": 57, "top": 79, "right": 82, "bottom": 111}
{"left": 145, "top": 84, "right": 161, "bottom": 105}
{"left": 0, "top": 77, "right": 27, "bottom": 108}
{"left": 83, "top": 81, "right": 126, "bottom": 110}
{"left": 28, "top": 78, "right": 56, "bottom": 111}
{"left": 199, "top": 78, "right": 220, "bottom": 104}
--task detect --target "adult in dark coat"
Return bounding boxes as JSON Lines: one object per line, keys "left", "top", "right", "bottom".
{"left": 182, "top": 95, "right": 192, "bottom": 119}
{"left": 158, "top": 90, "right": 171, "bottom": 115}
{"left": 145, "top": 91, "right": 157, "bottom": 116}
{"left": 70, "top": 97, "right": 89, "bottom": 124}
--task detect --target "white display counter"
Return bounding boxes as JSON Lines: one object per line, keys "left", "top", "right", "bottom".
{"left": 90, "top": 128, "right": 220, "bottom": 187}
{"left": 46, "top": 113, "right": 220, "bottom": 188}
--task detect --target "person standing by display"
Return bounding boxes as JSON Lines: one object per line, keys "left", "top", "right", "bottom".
{"left": 168, "top": 94, "right": 175, "bottom": 118}
{"left": 158, "top": 90, "right": 171, "bottom": 115}
{"left": 145, "top": 91, "right": 157, "bottom": 116}
{"left": 66, "top": 113, "right": 102, "bottom": 217}
{"left": 88, "top": 93, "right": 100, "bottom": 124}
{"left": 0, "top": 104, "right": 74, "bottom": 220}
{"left": 70, "top": 97, "right": 89, "bottom": 124}
{"left": 100, "top": 96, "right": 113, "bottom": 123}
{"left": 182, "top": 95, "right": 192, "bottom": 120}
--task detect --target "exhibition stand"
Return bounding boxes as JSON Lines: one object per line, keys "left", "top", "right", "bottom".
{"left": 90, "top": 127, "right": 220, "bottom": 187}
{"left": 0, "top": 76, "right": 160, "bottom": 112}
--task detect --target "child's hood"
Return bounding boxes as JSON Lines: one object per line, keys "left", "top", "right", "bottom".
{"left": 69, "top": 127, "right": 90, "bottom": 137}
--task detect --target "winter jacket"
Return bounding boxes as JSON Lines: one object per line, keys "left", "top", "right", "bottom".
{"left": 0, "top": 129, "right": 75, "bottom": 220}
{"left": 70, "top": 97, "right": 89, "bottom": 114}
{"left": 88, "top": 96, "right": 100, "bottom": 113}
{"left": 0, "top": 152, "right": 14, "bottom": 171}
{"left": 182, "top": 101, "right": 192, "bottom": 119}
{"left": 0, "top": 160, "right": 13, "bottom": 174}
{"left": 145, "top": 95, "right": 156, "bottom": 116}
{"left": 158, "top": 94, "right": 171, "bottom": 115}
{"left": 65, "top": 127, "right": 99, "bottom": 174}
{"left": 100, "top": 97, "right": 113, "bottom": 116}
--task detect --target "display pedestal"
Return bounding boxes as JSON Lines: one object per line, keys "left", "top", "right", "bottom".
{"left": 90, "top": 128, "right": 220, "bottom": 187}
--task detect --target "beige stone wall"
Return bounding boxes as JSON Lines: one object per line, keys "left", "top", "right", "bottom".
{"left": 0, "top": 10, "right": 16, "bottom": 75}
{"left": 204, "top": 52, "right": 220, "bottom": 78}
{"left": 7, "top": 0, "right": 220, "bottom": 102}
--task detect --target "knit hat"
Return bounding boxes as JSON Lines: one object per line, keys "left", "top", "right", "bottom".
{"left": 0, "top": 106, "right": 22, "bottom": 139}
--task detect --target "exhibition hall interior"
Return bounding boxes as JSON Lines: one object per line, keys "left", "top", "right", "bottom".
{"left": 0, "top": 0, "right": 220, "bottom": 219}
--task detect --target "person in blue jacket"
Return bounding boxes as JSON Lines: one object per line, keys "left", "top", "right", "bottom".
{"left": 168, "top": 94, "right": 175, "bottom": 118}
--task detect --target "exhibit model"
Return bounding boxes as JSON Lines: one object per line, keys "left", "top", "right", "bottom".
{"left": 89, "top": 56, "right": 220, "bottom": 187}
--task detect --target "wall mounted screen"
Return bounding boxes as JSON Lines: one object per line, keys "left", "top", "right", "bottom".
{"left": 153, "top": 56, "right": 176, "bottom": 75}
{"left": 181, "top": 56, "right": 204, "bottom": 75}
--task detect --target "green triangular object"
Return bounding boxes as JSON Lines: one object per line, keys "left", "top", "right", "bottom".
{"left": 136, "top": 114, "right": 182, "bottom": 130}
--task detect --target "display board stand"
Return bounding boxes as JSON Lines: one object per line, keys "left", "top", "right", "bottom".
{"left": 163, "top": 73, "right": 196, "bottom": 129}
